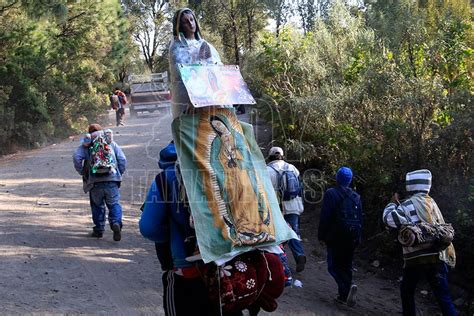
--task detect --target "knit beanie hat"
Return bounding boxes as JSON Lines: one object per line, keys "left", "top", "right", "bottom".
{"left": 336, "top": 166, "right": 353, "bottom": 187}
{"left": 405, "top": 169, "right": 432, "bottom": 193}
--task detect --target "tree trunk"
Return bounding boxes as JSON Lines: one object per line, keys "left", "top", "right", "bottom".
{"left": 275, "top": 7, "right": 282, "bottom": 37}
{"left": 230, "top": 2, "right": 240, "bottom": 64}
{"left": 247, "top": 12, "right": 253, "bottom": 50}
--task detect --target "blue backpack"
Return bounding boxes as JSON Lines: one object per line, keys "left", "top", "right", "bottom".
{"left": 335, "top": 187, "right": 362, "bottom": 246}
{"left": 269, "top": 163, "right": 302, "bottom": 201}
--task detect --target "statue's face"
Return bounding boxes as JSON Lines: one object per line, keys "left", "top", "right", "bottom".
{"left": 180, "top": 12, "right": 196, "bottom": 39}
{"left": 211, "top": 119, "right": 229, "bottom": 136}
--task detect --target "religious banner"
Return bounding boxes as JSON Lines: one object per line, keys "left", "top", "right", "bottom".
{"left": 178, "top": 64, "right": 256, "bottom": 107}
{"left": 172, "top": 108, "right": 297, "bottom": 263}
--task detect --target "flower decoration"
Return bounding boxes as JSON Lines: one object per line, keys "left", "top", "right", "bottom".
{"left": 246, "top": 278, "right": 256, "bottom": 289}
{"left": 219, "top": 265, "right": 232, "bottom": 278}
{"left": 235, "top": 261, "right": 247, "bottom": 272}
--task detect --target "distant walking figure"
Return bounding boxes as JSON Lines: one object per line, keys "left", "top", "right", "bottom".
{"left": 318, "top": 167, "right": 362, "bottom": 307}
{"left": 110, "top": 87, "right": 127, "bottom": 126}
{"left": 73, "top": 124, "right": 127, "bottom": 241}
{"left": 267, "top": 146, "right": 307, "bottom": 272}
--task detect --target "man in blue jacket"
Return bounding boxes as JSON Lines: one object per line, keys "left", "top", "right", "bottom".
{"left": 318, "top": 167, "right": 363, "bottom": 307}
{"left": 73, "top": 124, "right": 127, "bottom": 241}
{"left": 140, "top": 141, "right": 218, "bottom": 315}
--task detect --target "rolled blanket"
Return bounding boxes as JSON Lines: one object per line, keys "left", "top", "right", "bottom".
{"left": 398, "top": 223, "right": 454, "bottom": 250}
{"left": 435, "top": 223, "right": 455, "bottom": 250}
{"left": 398, "top": 225, "right": 417, "bottom": 247}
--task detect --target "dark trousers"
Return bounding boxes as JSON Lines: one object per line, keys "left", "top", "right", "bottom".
{"left": 327, "top": 245, "right": 354, "bottom": 300}
{"left": 401, "top": 263, "right": 457, "bottom": 316}
{"left": 162, "top": 271, "right": 246, "bottom": 316}
{"left": 115, "top": 108, "right": 124, "bottom": 125}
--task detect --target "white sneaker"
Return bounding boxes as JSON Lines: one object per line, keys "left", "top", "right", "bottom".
{"left": 346, "top": 284, "right": 358, "bottom": 307}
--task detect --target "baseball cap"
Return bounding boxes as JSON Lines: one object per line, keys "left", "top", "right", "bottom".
{"left": 269, "top": 147, "right": 284, "bottom": 157}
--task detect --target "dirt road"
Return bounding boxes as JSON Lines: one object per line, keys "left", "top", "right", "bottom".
{"left": 0, "top": 109, "right": 441, "bottom": 315}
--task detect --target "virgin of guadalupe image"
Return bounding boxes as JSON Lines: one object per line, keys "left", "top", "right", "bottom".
{"left": 207, "top": 69, "right": 227, "bottom": 104}
{"left": 193, "top": 111, "right": 276, "bottom": 246}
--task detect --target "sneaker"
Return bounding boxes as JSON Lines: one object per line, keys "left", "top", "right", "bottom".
{"left": 111, "top": 223, "right": 121, "bottom": 241}
{"left": 296, "top": 255, "right": 307, "bottom": 272}
{"left": 346, "top": 284, "right": 358, "bottom": 307}
{"left": 91, "top": 231, "right": 103, "bottom": 238}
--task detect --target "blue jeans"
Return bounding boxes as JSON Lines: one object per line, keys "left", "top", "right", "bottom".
{"left": 401, "top": 263, "right": 457, "bottom": 316}
{"left": 284, "top": 214, "right": 305, "bottom": 260}
{"left": 89, "top": 182, "right": 122, "bottom": 232}
{"left": 327, "top": 245, "right": 354, "bottom": 300}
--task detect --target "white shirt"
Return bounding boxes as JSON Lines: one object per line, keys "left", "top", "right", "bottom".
{"left": 267, "top": 160, "right": 304, "bottom": 215}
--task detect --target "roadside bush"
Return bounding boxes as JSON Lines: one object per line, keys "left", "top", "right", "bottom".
{"left": 0, "top": 1, "right": 129, "bottom": 154}
{"left": 243, "top": 0, "right": 473, "bottom": 290}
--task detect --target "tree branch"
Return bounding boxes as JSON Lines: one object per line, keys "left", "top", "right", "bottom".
{"left": 0, "top": 0, "right": 19, "bottom": 15}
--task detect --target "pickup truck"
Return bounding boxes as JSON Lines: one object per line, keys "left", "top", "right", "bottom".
{"left": 128, "top": 72, "right": 171, "bottom": 117}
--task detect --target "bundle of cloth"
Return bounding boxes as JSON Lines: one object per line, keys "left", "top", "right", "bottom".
{"left": 398, "top": 222, "right": 454, "bottom": 251}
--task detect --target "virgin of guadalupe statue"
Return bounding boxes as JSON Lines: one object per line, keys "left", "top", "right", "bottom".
{"left": 168, "top": 8, "right": 232, "bottom": 118}
{"left": 193, "top": 110, "right": 276, "bottom": 246}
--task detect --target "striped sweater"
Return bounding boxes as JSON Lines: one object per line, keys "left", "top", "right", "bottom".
{"left": 383, "top": 195, "right": 440, "bottom": 263}
{"left": 383, "top": 193, "right": 456, "bottom": 268}
{"left": 384, "top": 170, "right": 456, "bottom": 267}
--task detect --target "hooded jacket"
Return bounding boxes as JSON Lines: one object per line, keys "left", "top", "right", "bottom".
{"left": 318, "top": 185, "right": 363, "bottom": 246}
{"left": 139, "top": 142, "right": 194, "bottom": 269}
{"left": 168, "top": 8, "right": 229, "bottom": 119}
{"left": 382, "top": 169, "right": 456, "bottom": 268}
{"left": 72, "top": 137, "right": 126, "bottom": 193}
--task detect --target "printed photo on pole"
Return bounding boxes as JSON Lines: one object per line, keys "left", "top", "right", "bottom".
{"left": 179, "top": 64, "right": 256, "bottom": 107}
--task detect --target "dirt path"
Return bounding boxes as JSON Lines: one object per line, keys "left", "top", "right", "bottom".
{"left": 0, "top": 109, "right": 441, "bottom": 315}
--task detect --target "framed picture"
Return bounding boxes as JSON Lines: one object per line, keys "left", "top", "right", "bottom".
{"left": 179, "top": 64, "right": 256, "bottom": 107}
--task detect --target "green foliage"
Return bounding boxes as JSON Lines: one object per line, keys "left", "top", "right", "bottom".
{"left": 122, "top": 0, "right": 171, "bottom": 72}
{"left": 0, "top": 0, "right": 133, "bottom": 153}
{"left": 190, "top": 0, "right": 268, "bottom": 64}
{"left": 243, "top": 0, "right": 473, "bottom": 288}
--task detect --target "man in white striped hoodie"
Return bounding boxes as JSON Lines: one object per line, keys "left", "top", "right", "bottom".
{"left": 383, "top": 169, "right": 457, "bottom": 316}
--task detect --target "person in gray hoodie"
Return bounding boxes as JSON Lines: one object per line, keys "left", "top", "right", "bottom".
{"left": 73, "top": 124, "right": 127, "bottom": 241}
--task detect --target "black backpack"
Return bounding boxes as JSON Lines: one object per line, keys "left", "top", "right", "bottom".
{"left": 334, "top": 187, "right": 362, "bottom": 246}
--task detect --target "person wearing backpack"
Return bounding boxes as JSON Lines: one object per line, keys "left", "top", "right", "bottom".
{"left": 73, "top": 124, "right": 127, "bottom": 241}
{"left": 267, "top": 146, "right": 307, "bottom": 272}
{"left": 318, "top": 166, "right": 362, "bottom": 307}
{"left": 140, "top": 142, "right": 286, "bottom": 316}
{"left": 382, "top": 169, "right": 456, "bottom": 316}
{"left": 110, "top": 87, "right": 127, "bottom": 126}
{"left": 140, "top": 141, "right": 212, "bottom": 315}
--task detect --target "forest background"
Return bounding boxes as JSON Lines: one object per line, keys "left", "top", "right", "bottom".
{"left": 1, "top": 0, "right": 472, "bottom": 309}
